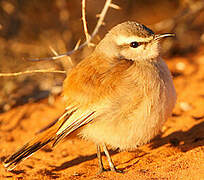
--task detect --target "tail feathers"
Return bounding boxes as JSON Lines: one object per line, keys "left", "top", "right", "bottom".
{"left": 3, "top": 109, "right": 72, "bottom": 171}
{"left": 3, "top": 128, "right": 56, "bottom": 171}
{"left": 3, "top": 108, "right": 95, "bottom": 171}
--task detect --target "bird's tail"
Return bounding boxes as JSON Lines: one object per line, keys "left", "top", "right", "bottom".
{"left": 3, "top": 109, "right": 72, "bottom": 171}
{"left": 3, "top": 108, "right": 94, "bottom": 171}
{"left": 3, "top": 125, "right": 57, "bottom": 171}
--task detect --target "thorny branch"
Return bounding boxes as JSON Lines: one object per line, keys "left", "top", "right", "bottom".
{"left": 0, "top": 0, "right": 116, "bottom": 77}
{"left": 29, "top": 0, "right": 113, "bottom": 61}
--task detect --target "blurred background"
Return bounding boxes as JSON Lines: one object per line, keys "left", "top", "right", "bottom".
{"left": 0, "top": 0, "right": 203, "bottom": 112}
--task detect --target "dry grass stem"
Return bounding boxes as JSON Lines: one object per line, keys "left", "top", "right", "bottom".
{"left": 0, "top": 69, "right": 66, "bottom": 77}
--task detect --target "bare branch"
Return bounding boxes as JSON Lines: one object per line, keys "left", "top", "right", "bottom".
{"left": 49, "top": 46, "right": 59, "bottom": 56}
{"left": 109, "top": 3, "right": 121, "bottom": 10}
{"left": 74, "top": 39, "right": 81, "bottom": 51}
{"left": 0, "top": 1, "right": 114, "bottom": 78}
{"left": 81, "top": 0, "right": 91, "bottom": 44}
{"left": 91, "top": 0, "right": 112, "bottom": 38}
{"left": 0, "top": 69, "right": 66, "bottom": 77}
{"left": 49, "top": 45, "right": 74, "bottom": 67}
{"left": 29, "top": 0, "right": 113, "bottom": 62}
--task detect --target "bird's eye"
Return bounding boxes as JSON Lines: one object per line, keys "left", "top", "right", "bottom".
{"left": 130, "top": 41, "right": 139, "bottom": 48}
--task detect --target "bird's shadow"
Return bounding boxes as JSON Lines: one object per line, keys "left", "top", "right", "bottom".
{"left": 50, "top": 150, "right": 118, "bottom": 172}
{"left": 50, "top": 120, "right": 204, "bottom": 172}
{"left": 150, "top": 120, "right": 204, "bottom": 152}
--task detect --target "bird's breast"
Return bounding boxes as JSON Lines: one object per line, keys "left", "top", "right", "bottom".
{"left": 79, "top": 58, "right": 176, "bottom": 150}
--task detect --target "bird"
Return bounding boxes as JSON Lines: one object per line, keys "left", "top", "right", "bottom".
{"left": 3, "top": 21, "right": 176, "bottom": 173}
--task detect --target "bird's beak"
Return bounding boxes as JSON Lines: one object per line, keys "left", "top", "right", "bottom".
{"left": 154, "top": 33, "right": 175, "bottom": 40}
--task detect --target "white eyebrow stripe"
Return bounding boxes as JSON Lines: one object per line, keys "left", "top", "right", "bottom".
{"left": 116, "top": 36, "right": 153, "bottom": 45}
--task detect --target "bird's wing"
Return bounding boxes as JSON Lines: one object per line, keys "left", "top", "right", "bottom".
{"left": 53, "top": 55, "right": 135, "bottom": 146}
{"left": 53, "top": 107, "right": 96, "bottom": 147}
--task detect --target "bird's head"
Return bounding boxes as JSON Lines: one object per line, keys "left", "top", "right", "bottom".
{"left": 95, "top": 21, "right": 174, "bottom": 62}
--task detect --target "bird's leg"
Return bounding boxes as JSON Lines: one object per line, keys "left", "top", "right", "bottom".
{"left": 97, "top": 145, "right": 106, "bottom": 173}
{"left": 102, "top": 143, "right": 117, "bottom": 172}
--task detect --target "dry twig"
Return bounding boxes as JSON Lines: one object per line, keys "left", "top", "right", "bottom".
{"left": 81, "top": 0, "right": 91, "bottom": 44}
{"left": 49, "top": 46, "right": 59, "bottom": 56}
{"left": 29, "top": 0, "right": 113, "bottom": 61}
{"left": 49, "top": 45, "right": 74, "bottom": 67}
{"left": 74, "top": 39, "right": 81, "bottom": 51}
{"left": 0, "top": 69, "right": 66, "bottom": 77}
{"left": 0, "top": 0, "right": 114, "bottom": 77}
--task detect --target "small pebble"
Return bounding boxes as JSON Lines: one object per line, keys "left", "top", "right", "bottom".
{"left": 3, "top": 104, "right": 11, "bottom": 111}
{"left": 61, "top": 150, "right": 69, "bottom": 157}
{"left": 180, "top": 102, "right": 192, "bottom": 111}
{"left": 176, "top": 62, "right": 186, "bottom": 71}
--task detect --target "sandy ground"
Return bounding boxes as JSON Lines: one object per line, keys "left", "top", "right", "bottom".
{"left": 0, "top": 47, "right": 204, "bottom": 180}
